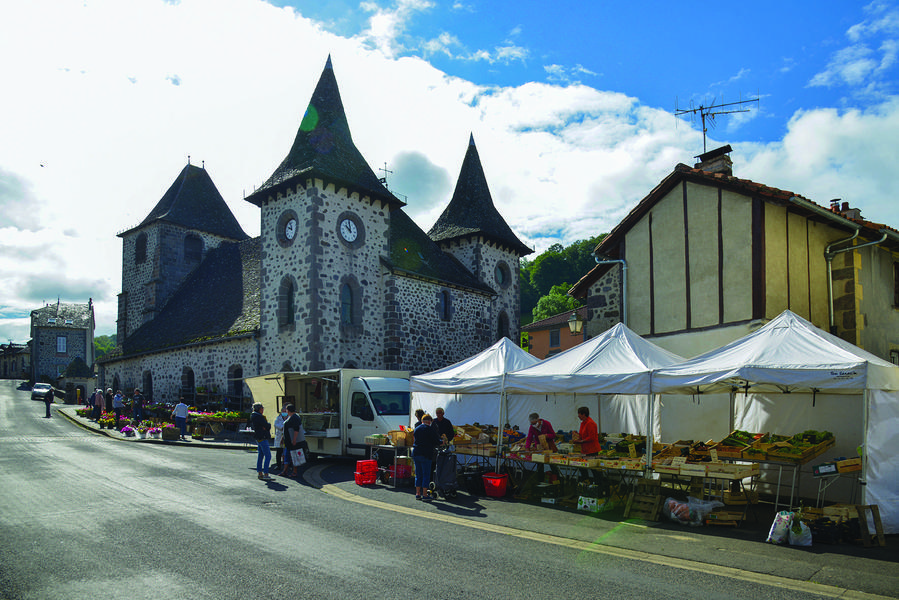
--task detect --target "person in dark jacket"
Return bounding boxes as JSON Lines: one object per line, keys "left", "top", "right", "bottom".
{"left": 412, "top": 414, "right": 439, "bottom": 500}
{"left": 250, "top": 403, "right": 272, "bottom": 480}
{"left": 43, "top": 386, "right": 54, "bottom": 418}
{"left": 433, "top": 407, "right": 454, "bottom": 446}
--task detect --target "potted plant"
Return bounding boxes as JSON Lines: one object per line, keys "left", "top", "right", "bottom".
{"left": 137, "top": 425, "right": 149, "bottom": 439}
{"left": 161, "top": 424, "right": 180, "bottom": 441}
{"left": 147, "top": 427, "right": 162, "bottom": 439}
{"left": 121, "top": 425, "right": 135, "bottom": 437}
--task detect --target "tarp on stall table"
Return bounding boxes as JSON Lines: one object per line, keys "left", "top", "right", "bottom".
{"left": 651, "top": 310, "right": 899, "bottom": 534}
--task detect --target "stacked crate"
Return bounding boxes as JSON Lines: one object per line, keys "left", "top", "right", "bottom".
{"left": 354, "top": 459, "right": 378, "bottom": 485}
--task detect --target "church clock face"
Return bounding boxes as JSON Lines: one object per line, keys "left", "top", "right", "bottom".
{"left": 339, "top": 218, "right": 357, "bottom": 242}
{"left": 284, "top": 218, "right": 297, "bottom": 240}
{"left": 336, "top": 211, "right": 365, "bottom": 249}
{"left": 276, "top": 210, "right": 300, "bottom": 247}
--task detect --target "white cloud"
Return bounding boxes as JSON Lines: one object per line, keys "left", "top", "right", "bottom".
{"left": 740, "top": 97, "right": 899, "bottom": 225}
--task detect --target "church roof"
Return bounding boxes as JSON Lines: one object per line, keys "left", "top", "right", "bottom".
{"left": 110, "top": 238, "right": 261, "bottom": 358}
{"left": 387, "top": 209, "right": 495, "bottom": 295}
{"left": 428, "top": 135, "right": 532, "bottom": 256}
{"left": 246, "top": 57, "right": 403, "bottom": 209}
{"left": 121, "top": 164, "right": 248, "bottom": 240}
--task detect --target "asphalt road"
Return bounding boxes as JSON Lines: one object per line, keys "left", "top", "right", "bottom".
{"left": 0, "top": 379, "right": 893, "bottom": 600}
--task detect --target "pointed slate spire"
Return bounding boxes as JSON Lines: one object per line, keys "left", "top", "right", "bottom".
{"left": 428, "top": 135, "right": 532, "bottom": 255}
{"left": 123, "top": 163, "right": 248, "bottom": 240}
{"left": 246, "top": 57, "right": 402, "bottom": 207}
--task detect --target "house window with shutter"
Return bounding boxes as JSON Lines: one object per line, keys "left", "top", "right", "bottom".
{"left": 549, "top": 328, "right": 561, "bottom": 348}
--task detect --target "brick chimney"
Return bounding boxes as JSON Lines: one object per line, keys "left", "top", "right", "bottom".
{"left": 694, "top": 144, "right": 733, "bottom": 176}
{"left": 840, "top": 201, "right": 862, "bottom": 221}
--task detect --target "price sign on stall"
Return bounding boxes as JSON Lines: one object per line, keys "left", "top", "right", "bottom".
{"left": 628, "top": 443, "right": 637, "bottom": 459}
{"left": 710, "top": 448, "right": 720, "bottom": 462}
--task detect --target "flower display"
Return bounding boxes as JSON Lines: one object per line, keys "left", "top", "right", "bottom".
{"left": 120, "top": 426, "right": 135, "bottom": 437}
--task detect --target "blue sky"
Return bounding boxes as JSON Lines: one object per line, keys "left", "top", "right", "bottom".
{"left": 1, "top": 0, "right": 898, "bottom": 341}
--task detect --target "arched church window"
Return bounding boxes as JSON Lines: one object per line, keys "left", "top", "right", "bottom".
{"left": 437, "top": 289, "right": 452, "bottom": 321}
{"left": 135, "top": 233, "right": 147, "bottom": 264}
{"left": 340, "top": 284, "right": 353, "bottom": 325}
{"left": 181, "top": 367, "right": 195, "bottom": 402}
{"left": 228, "top": 364, "right": 243, "bottom": 400}
{"left": 279, "top": 277, "right": 296, "bottom": 329}
{"left": 184, "top": 234, "right": 203, "bottom": 263}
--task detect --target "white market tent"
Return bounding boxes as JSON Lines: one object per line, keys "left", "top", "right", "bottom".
{"left": 503, "top": 323, "right": 685, "bottom": 443}
{"left": 410, "top": 337, "right": 540, "bottom": 427}
{"left": 651, "top": 310, "right": 899, "bottom": 534}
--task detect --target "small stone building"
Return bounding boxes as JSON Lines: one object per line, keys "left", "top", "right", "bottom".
{"left": 99, "top": 57, "right": 531, "bottom": 406}
{"left": 30, "top": 300, "right": 95, "bottom": 383}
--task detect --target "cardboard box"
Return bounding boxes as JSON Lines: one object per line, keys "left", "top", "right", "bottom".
{"left": 837, "top": 457, "right": 862, "bottom": 473}
{"left": 549, "top": 454, "right": 569, "bottom": 465}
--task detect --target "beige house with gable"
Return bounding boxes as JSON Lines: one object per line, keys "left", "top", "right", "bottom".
{"left": 570, "top": 146, "right": 899, "bottom": 361}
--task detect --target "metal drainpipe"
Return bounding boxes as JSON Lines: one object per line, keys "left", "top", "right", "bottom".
{"left": 593, "top": 255, "right": 627, "bottom": 326}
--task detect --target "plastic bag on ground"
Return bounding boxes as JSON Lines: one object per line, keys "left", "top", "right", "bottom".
{"left": 662, "top": 496, "right": 724, "bottom": 526}
{"left": 766, "top": 510, "right": 793, "bottom": 544}
{"left": 788, "top": 519, "right": 813, "bottom": 546}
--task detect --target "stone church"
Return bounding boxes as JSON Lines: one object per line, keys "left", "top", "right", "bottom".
{"left": 99, "top": 57, "right": 531, "bottom": 406}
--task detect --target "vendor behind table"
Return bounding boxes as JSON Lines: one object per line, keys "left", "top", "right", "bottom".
{"left": 572, "top": 406, "right": 600, "bottom": 455}
{"left": 524, "top": 412, "right": 556, "bottom": 451}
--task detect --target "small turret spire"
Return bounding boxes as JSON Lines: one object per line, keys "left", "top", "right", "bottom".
{"left": 325, "top": 54, "right": 333, "bottom": 70}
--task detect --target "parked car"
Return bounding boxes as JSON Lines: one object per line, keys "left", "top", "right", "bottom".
{"left": 31, "top": 383, "right": 53, "bottom": 401}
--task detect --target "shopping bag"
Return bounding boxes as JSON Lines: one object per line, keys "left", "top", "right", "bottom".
{"left": 290, "top": 448, "right": 307, "bottom": 466}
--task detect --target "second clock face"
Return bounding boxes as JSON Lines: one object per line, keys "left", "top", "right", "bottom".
{"left": 284, "top": 218, "right": 298, "bottom": 240}
{"left": 339, "top": 218, "right": 358, "bottom": 242}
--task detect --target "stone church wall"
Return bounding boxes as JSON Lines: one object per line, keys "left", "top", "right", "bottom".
{"left": 101, "top": 337, "right": 257, "bottom": 405}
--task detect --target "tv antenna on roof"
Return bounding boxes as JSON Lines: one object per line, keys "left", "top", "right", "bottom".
{"left": 675, "top": 94, "right": 759, "bottom": 153}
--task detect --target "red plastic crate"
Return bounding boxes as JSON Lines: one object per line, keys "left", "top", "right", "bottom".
{"left": 354, "top": 471, "right": 377, "bottom": 485}
{"left": 482, "top": 472, "right": 509, "bottom": 498}
{"left": 356, "top": 459, "right": 378, "bottom": 474}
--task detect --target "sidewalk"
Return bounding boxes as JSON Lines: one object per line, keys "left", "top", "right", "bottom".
{"left": 59, "top": 404, "right": 899, "bottom": 598}
{"left": 58, "top": 405, "right": 254, "bottom": 450}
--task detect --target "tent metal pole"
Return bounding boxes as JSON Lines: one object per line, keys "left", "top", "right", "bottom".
{"left": 861, "top": 389, "right": 868, "bottom": 505}
{"left": 646, "top": 395, "right": 656, "bottom": 477}
{"left": 729, "top": 389, "right": 736, "bottom": 432}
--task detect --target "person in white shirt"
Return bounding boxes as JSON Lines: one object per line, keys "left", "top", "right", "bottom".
{"left": 171, "top": 398, "right": 190, "bottom": 440}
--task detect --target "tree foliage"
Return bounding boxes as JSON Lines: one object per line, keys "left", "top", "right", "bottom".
{"left": 94, "top": 334, "right": 117, "bottom": 361}
{"left": 520, "top": 234, "right": 606, "bottom": 323}
{"left": 531, "top": 283, "right": 581, "bottom": 322}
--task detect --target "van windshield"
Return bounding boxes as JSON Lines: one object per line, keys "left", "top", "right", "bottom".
{"left": 370, "top": 391, "right": 410, "bottom": 416}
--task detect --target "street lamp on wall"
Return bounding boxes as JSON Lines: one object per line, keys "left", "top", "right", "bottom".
{"left": 567, "top": 311, "right": 584, "bottom": 336}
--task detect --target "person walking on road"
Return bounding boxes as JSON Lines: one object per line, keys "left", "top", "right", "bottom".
{"left": 250, "top": 403, "right": 273, "bottom": 480}
{"left": 43, "top": 386, "right": 54, "bottom": 418}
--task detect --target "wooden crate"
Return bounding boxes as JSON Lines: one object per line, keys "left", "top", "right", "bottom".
{"left": 624, "top": 479, "right": 662, "bottom": 521}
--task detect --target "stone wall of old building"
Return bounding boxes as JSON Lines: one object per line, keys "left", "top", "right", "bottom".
{"left": 257, "top": 180, "right": 390, "bottom": 374}
{"left": 33, "top": 327, "right": 90, "bottom": 381}
{"left": 101, "top": 336, "right": 257, "bottom": 405}
{"left": 385, "top": 273, "right": 493, "bottom": 374}
{"left": 437, "top": 236, "right": 522, "bottom": 343}
{"left": 119, "top": 224, "right": 232, "bottom": 340}
{"left": 584, "top": 266, "right": 622, "bottom": 339}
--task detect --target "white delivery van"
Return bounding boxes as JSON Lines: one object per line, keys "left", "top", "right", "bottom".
{"left": 245, "top": 369, "right": 411, "bottom": 457}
